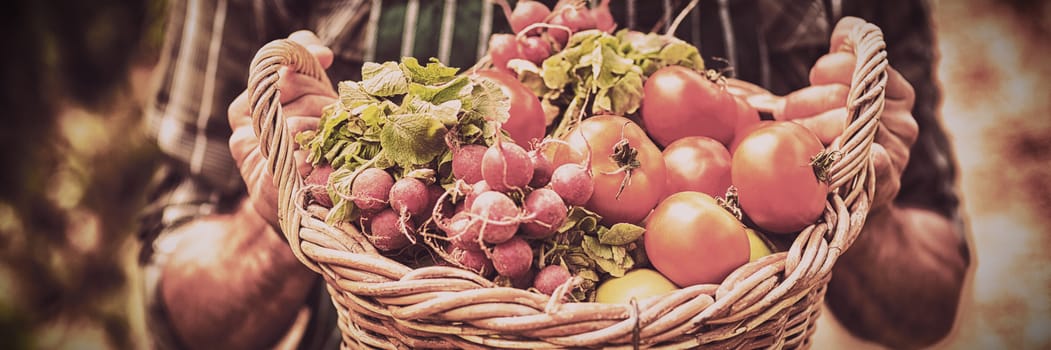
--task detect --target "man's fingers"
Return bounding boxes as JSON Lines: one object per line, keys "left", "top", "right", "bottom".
{"left": 885, "top": 66, "right": 916, "bottom": 103}
{"left": 228, "top": 90, "right": 252, "bottom": 131}
{"left": 829, "top": 16, "right": 867, "bottom": 53}
{"left": 284, "top": 94, "right": 337, "bottom": 120}
{"left": 869, "top": 143, "right": 900, "bottom": 208}
{"left": 809, "top": 52, "right": 855, "bottom": 86}
{"left": 229, "top": 126, "right": 259, "bottom": 168}
{"left": 774, "top": 84, "right": 849, "bottom": 121}
{"left": 289, "top": 30, "right": 324, "bottom": 46}
{"left": 286, "top": 116, "right": 321, "bottom": 148}
{"left": 278, "top": 67, "right": 337, "bottom": 104}
{"left": 789, "top": 107, "right": 847, "bottom": 146}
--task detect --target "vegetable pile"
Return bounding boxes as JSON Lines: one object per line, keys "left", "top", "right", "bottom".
{"left": 298, "top": 0, "right": 834, "bottom": 303}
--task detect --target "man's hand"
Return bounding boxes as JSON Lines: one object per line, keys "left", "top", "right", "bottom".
{"left": 773, "top": 16, "right": 919, "bottom": 211}
{"left": 228, "top": 31, "right": 338, "bottom": 228}
{"left": 771, "top": 17, "right": 968, "bottom": 348}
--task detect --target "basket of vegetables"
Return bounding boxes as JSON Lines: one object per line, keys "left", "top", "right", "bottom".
{"left": 247, "top": 1, "right": 887, "bottom": 348}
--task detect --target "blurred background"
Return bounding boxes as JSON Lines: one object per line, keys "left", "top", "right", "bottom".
{"left": 0, "top": 0, "right": 1047, "bottom": 349}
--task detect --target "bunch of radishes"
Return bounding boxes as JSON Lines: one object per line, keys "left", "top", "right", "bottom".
{"left": 427, "top": 137, "right": 597, "bottom": 294}
{"left": 489, "top": 0, "right": 614, "bottom": 72}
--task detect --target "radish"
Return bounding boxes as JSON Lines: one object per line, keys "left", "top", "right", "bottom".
{"left": 451, "top": 247, "right": 495, "bottom": 277}
{"left": 352, "top": 168, "right": 394, "bottom": 214}
{"left": 389, "top": 177, "right": 429, "bottom": 217}
{"left": 444, "top": 211, "right": 483, "bottom": 251}
{"left": 368, "top": 208, "right": 413, "bottom": 251}
{"left": 520, "top": 188, "right": 568, "bottom": 239}
{"left": 549, "top": 163, "right": 594, "bottom": 206}
{"left": 504, "top": 0, "right": 551, "bottom": 35}
{"left": 529, "top": 150, "right": 554, "bottom": 188}
{"left": 516, "top": 36, "right": 552, "bottom": 65}
{"left": 481, "top": 140, "right": 534, "bottom": 192}
{"left": 470, "top": 191, "right": 521, "bottom": 244}
{"left": 590, "top": 0, "right": 615, "bottom": 33}
{"left": 491, "top": 236, "right": 533, "bottom": 278}
{"left": 463, "top": 180, "right": 492, "bottom": 209}
{"left": 533, "top": 264, "right": 571, "bottom": 295}
{"left": 487, "top": 33, "right": 518, "bottom": 72}
{"left": 452, "top": 144, "right": 487, "bottom": 184}
{"left": 305, "top": 164, "right": 333, "bottom": 208}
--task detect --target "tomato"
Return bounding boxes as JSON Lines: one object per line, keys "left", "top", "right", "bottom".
{"left": 661, "top": 136, "right": 732, "bottom": 199}
{"left": 640, "top": 66, "right": 737, "bottom": 147}
{"left": 475, "top": 70, "right": 546, "bottom": 149}
{"left": 645, "top": 192, "right": 749, "bottom": 287}
{"left": 731, "top": 121, "right": 827, "bottom": 234}
{"left": 729, "top": 120, "right": 772, "bottom": 155}
{"left": 551, "top": 115, "right": 666, "bottom": 225}
{"left": 595, "top": 268, "right": 678, "bottom": 304}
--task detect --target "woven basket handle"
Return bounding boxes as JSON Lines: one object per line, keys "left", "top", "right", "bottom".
{"left": 247, "top": 39, "right": 328, "bottom": 272}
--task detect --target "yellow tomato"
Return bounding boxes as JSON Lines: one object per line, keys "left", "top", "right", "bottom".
{"left": 746, "top": 228, "right": 774, "bottom": 262}
{"left": 595, "top": 268, "right": 678, "bottom": 304}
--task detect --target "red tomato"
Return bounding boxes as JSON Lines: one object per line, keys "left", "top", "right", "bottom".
{"left": 640, "top": 66, "right": 737, "bottom": 147}
{"left": 551, "top": 115, "right": 666, "bottom": 225}
{"left": 729, "top": 120, "right": 772, "bottom": 155}
{"left": 475, "top": 70, "right": 546, "bottom": 149}
{"left": 662, "top": 136, "right": 732, "bottom": 199}
{"left": 645, "top": 191, "right": 749, "bottom": 287}
{"left": 731, "top": 121, "right": 827, "bottom": 234}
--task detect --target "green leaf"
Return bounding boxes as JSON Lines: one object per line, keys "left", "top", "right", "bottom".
{"left": 608, "top": 71, "right": 644, "bottom": 115}
{"left": 338, "top": 81, "right": 374, "bottom": 109}
{"left": 361, "top": 61, "right": 409, "bottom": 96}
{"left": 466, "top": 78, "right": 511, "bottom": 124}
{"left": 598, "top": 223, "right": 646, "bottom": 245}
{"left": 380, "top": 113, "right": 448, "bottom": 167}
{"left": 400, "top": 57, "right": 459, "bottom": 85}
{"left": 657, "top": 41, "right": 705, "bottom": 70}
{"left": 582, "top": 235, "right": 613, "bottom": 260}
{"left": 408, "top": 75, "right": 471, "bottom": 105}
{"left": 541, "top": 55, "right": 574, "bottom": 90}
{"left": 406, "top": 98, "right": 461, "bottom": 126}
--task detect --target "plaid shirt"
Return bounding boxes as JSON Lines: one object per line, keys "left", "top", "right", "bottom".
{"left": 141, "top": 1, "right": 960, "bottom": 349}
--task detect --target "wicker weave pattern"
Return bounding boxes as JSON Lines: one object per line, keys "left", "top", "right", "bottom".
{"left": 247, "top": 22, "right": 887, "bottom": 349}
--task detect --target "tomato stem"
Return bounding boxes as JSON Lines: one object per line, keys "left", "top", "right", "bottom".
{"left": 604, "top": 138, "right": 641, "bottom": 200}
{"left": 810, "top": 149, "right": 840, "bottom": 183}
{"left": 717, "top": 185, "right": 743, "bottom": 221}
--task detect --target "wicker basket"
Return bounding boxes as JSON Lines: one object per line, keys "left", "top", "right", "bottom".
{"left": 247, "top": 21, "right": 888, "bottom": 349}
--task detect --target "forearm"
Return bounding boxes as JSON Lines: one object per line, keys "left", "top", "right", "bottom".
{"left": 825, "top": 204, "right": 969, "bottom": 349}
{"left": 159, "top": 199, "right": 316, "bottom": 349}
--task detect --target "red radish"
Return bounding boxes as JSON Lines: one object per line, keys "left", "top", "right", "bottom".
{"left": 474, "top": 70, "right": 547, "bottom": 149}
{"left": 463, "top": 180, "right": 492, "bottom": 209}
{"left": 590, "top": 0, "right": 615, "bottom": 33}
{"left": 507, "top": 1, "right": 551, "bottom": 35}
{"left": 389, "top": 177, "right": 429, "bottom": 217}
{"left": 352, "top": 168, "right": 394, "bottom": 214}
{"left": 520, "top": 188, "right": 568, "bottom": 239}
{"left": 548, "top": 163, "right": 594, "bottom": 206}
{"left": 445, "top": 211, "right": 483, "bottom": 251}
{"left": 516, "top": 36, "right": 553, "bottom": 65}
{"left": 551, "top": 2, "right": 595, "bottom": 34}
{"left": 451, "top": 247, "right": 495, "bottom": 277}
{"left": 471, "top": 191, "right": 521, "bottom": 244}
{"left": 488, "top": 34, "right": 518, "bottom": 71}
{"left": 452, "top": 144, "right": 487, "bottom": 183}
{"left": 529, "top": 150, "right": 554, "bottom": 188}
{"left": 533, "top": 264, "right": 571, "bottom": 295}
{"left": 492, "top": 236, "right": 533, "bottom": 278}
{"left": 305, "top": 164, "right": 333, "bottom": 208}
{"left": 368, "top": 208, "right": 413, "bottom": 251}
{"left": 481, "top": 141, "right": 534, "bottom": 192}
{"left": 422, "top": 184, "right": 447, "bottom": 220}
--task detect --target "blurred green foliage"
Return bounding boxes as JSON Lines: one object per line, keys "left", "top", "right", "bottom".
{"left": 0, "top": 0, "right": 168, "bottom": 348}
